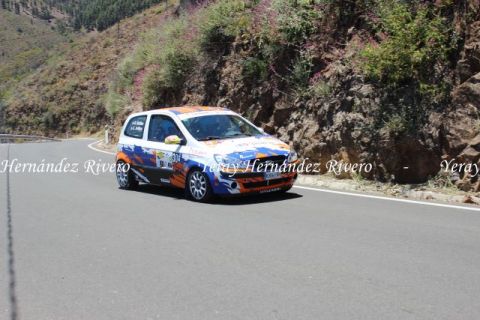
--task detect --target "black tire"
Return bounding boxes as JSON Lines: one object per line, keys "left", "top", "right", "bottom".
{"left": 116, "top": 160, "right": 139, "bottom": 190}
{"left": 185, "top": 169, "right": 212, "bottom": 202}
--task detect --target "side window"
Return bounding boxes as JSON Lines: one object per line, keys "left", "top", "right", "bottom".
{"left": 148, "top": 115, "right": 184, "bottom": 143}
{"left": 124, "top": 115, "right": 147, "bottom": 139}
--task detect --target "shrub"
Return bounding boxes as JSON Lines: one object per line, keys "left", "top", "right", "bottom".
{"left": 273, "top": 0, "right": 322, "bottom": 44}
{"left": 360, "top": 1, "right": 455, "bottom": 86}
{"left": 359, "top": 0, "right": 457, "bottom": 135}
{"left": 114, "top": 57, "right": 137, "bottom": 92}
{"left": 309, "top": 79, "right": 331, "bottom": 98}
{"left": 198, "top": 0, "right": 252, "bottom": 52}
{"left": 382, "top": 114, "right": 407, "bottom": 137}
{"left": 105, "top": 90, "right": 131, "bottom": 118}
{"left": 241, "top": 56, "right": 269, "bottom": 82}
{"left": 288, "top": 50, "right": 314, "bottom": 94}
{"left": 142, "top": 48, "right": 196, "bottom": 109}
{"left": 142, "top": 68, "right": 165, "bottom": 109}
{"left": 105, "top": 15, "right": 199, "bottom": 112}
{"left": 139, "top": 18, "right": 197, "bottom": 109}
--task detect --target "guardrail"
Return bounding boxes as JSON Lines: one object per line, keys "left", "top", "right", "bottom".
{"left": 0, "top": 134, "right": 60, "bottom": 143}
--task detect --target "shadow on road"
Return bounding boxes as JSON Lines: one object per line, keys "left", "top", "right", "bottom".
{"left": 214, "top": 191, "right": 302, "bottom": 206}
{"left": 131, "top": 184, "right": 185, "bottom": 199}
{"left": 128, "top": 184, "right": 302, "bottom": 205}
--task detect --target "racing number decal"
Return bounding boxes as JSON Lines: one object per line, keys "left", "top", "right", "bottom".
{"left": 155, "top": 151, "right": 181, "bottom": 170}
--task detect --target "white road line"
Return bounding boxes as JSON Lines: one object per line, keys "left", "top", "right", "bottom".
{"left": 84, "top": 140, "right": 480, "bottom": 212}
{"left": 293, "top": 185, "right": 480, "bottom": 212}
{"left": 87, "top": 140, "right": 115, "bottom": 155}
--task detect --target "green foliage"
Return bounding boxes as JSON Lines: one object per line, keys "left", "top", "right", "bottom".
{"left": 382, "top": 114, "right": 407, "bottom": 137}
{"left": 3, "top": 0, "right": 163, "bottom": 32}
{"left": 139, "top": 17, "right": 197, "bottom": 108}
{"left": 288, "top": 50, "right": 314, "bottom": 95}
{"left": 241, "top": 56, "right": 269, "bottom": 82}
{"left": 0, "top": 9, "right": 66, "bottom": 92}
{"left": 105, "top": 90, "right": 131, "bottom": 117}
{"left": 309, "top": 79, "right": 331, "bottom": 98}
{"left": 273, "top": 0, "right": 322, "bottom": 44}
{"left": 198, "top": 0, "right": 252, "bottom": 51}
{"left": 359, "top": 0, "right": 457, "bottom": 136}
{"left": 104, "top": 14, "right": 197, "bottom": 111}
{"left": 360, "top": 1, "right": 455, "bottom": 86}
{"left": 142, "top": 69, "right": 165, "bottom": 109}
{"left": 162, "top": 50, "right": 195, "bottom": 88}
{"left": 74, "top": 0, "right": 164, "bottom": 31}
{"left": 142, "top": 50, "right": 195, "bottom": 108}
{"left": 116, "top": 55, "right": 142, "bottom": 90}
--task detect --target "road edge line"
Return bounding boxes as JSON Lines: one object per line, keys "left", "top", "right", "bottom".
{"left": 87, "top": 140, "right": 116, "bottom": 155}
{"left": 293, "top": 185, "right": 480, "bottom": 212}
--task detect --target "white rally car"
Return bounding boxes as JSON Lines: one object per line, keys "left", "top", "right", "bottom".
{"left": 116, "top": 106, "right": 299, "bottom": 201}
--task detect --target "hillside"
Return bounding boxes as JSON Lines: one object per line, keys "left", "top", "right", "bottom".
{"left": 1, "top": 2, "right": 169, "bottom": 135}
{"left": 3, "top": 0, "right": 480, "bottom": 190}
{"left": 0, "top": 8, "right": 68, "bottom": 93}
{"left": 1, "top": 0, "right": 163, "bottom": 31}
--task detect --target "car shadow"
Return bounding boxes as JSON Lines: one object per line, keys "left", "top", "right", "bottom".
{"left": 127, "top": 184, "right": 303, "bottom": 205}
{"left": 130, "top": 184, "right": 185, "bottom": 199}
{"left": 214, "top": 191, "right": 302, "bottom": 205}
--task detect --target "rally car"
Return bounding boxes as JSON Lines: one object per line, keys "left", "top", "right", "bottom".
{"left": 115, "top": 106, "right": 299, "bottom": 201}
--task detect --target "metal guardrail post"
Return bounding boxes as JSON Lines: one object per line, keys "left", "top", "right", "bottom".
{"left": 104, "top": 126, "right": 109, "bottom": 145}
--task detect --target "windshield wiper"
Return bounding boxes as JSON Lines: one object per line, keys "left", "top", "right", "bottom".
{"left": 198, "top": 136, "right": 223, "bottom": 141}
{"left": 226, "top": 132, "right": 253, "bottom": 138}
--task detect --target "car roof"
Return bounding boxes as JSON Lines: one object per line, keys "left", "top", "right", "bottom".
{"left": 129, "top": 106, "right": 235, "bottom": 119}
{"left": 161, "top": 106, "right": 230, "bottom": 115}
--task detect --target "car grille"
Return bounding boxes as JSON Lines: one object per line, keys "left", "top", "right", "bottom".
{"left": 219, "top": 155, "right": 289, "bottom": 179}
{"left": 251, "top": 155, "right": 287, "bottom": 172}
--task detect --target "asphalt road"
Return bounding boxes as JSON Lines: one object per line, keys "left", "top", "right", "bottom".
{"left": 1, "top": 139, "right": 480, "bottom": 320}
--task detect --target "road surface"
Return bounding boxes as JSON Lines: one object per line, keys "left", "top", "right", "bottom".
{"left": 1, "top": 140, "right": 480, "bottom": 320}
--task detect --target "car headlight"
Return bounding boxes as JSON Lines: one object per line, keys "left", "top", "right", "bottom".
{"left": 288, "top": 150, "right": 298, "bottom": 163}
{"left": 214, "top": 154, "right": 227, "bottom": 165}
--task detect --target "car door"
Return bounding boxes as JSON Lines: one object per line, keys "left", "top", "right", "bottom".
{"left": 141, "top": 114, "right": 186, "bottom": 185}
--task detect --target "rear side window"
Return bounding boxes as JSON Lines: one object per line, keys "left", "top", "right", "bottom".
{"left": 124, "top": 115, "right": 147, "bottom": 139}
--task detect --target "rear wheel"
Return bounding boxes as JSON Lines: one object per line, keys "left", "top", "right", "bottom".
{"left": 186, "top": 169, "right": 212, "bottom": 202}
{"left": 116, "top": 160, "right": 139, "bottom": 190}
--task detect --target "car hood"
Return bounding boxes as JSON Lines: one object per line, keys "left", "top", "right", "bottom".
{"left": 200, "top": 135, "right": 290, "bottom": 159}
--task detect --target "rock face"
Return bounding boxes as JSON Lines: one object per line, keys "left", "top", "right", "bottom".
{"left": 99, "top": 1, "right": 480, "bottom": 189}
{"left": 182, "top": 53, "right": 446, "bottom": 183}
{"left": 445, "top": 18, "right": 480, "bottom": 190}
{"left": 456, "top": 21, "right": 480, "bottom": 83}
{"left": 177, "top": 4, "right": 480, "bottom": 187}
{"left": 449, "top": 72, "right": 480, "bottom": 190}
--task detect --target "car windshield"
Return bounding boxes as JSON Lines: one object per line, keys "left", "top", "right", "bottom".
{"left": 182, "top": 114, "right": 263, "bottom": 141}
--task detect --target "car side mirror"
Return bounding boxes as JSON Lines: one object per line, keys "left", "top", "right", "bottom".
{"left": 164, "top": 135, "right": 184, "bottom": 145}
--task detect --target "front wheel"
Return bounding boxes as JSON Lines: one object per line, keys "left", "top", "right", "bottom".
{"left": 186, "top": 169, "right": 212, "bottom": 202}
{"left": 116, "top": 160, "right": 139, "bottom": 190}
